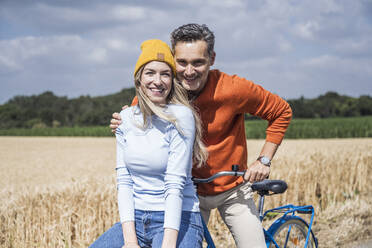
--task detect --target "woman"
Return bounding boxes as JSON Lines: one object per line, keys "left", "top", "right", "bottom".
{"left": 89, "top": 39, "right": 207, "bottom": 248}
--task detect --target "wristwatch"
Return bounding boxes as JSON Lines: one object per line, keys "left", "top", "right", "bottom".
{"left": 257, "top": 156, "right": 271, "bottom": 167}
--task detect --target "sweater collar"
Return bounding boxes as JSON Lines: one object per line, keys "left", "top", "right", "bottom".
{"left": 191, "top": 69, "right": 220, "bottom": 104}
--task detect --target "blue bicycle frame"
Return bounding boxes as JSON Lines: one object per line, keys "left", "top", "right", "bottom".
{"left": 193, "top": 169, "right": 318, "bottom": 248}
{"left": 202, "top": 204, "right": 317, "bottom": 248}
{"left": 202, "top": 218, "right": 216, "bottom": 248}
{"left": 263, "top": 205, "right": 317, "bottom": 248}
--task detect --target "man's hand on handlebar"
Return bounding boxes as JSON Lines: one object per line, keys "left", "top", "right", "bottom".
{"left": 109, "top": 105, "right": 128, "bottom": 133}
{"left": 244, "top": 160, "right": 270, "bottom": 183}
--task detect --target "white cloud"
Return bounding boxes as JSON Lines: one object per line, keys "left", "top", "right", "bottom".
{"left": 301, "top": 55, "right": 336, "bottom": 67}
{"left": 0, "top": 35, "right": 84, "bottom": 71}
{"left": 106, "top": 39, "right": 127, "bottom": 51}
{"left": 321, "top": 0, "right": 344, "bottom": 14}
{"left": 35, "top": 3, "right": 96, "bottom": 23}
{"left": 0, "top": 55, "right": 20, "bottom": 73}
{"left": 88, "top": 48, "right": 108, "bottom": 64}
{"left": 301, "top": 54, "right": 370, "bottom": 73}
{"left": 333, "top": 37, "right": 372, "bottom": 57}
{"left": 111, "top": 5, "right": 146, "bottom": 21}
{"left": 2, "top": 36, "right": 49, "bottom": 61}
{"left": 205, "top": 0, "right": 245, "bottom": 8}
{"left": 226, "top": 57, "right": 278, "bottom": 69}
{"left": 278, "top": 37, "right": 292, "bottom": 52}
{"left": 294, "top": 21, "right": 320, "bottom": 40}
{"left": 0, "top": 0, "right": 371, "bottom": 104}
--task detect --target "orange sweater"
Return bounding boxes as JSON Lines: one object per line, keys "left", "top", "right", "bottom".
{"left": 192, "top": 70, "right": 292, "bottom": 195}
{"left": 132, "top": 69, "right": 292, "bottom": 196}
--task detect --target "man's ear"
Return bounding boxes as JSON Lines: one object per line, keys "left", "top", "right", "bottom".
{"left": 209, "top": 51, "right": 216, "bottom": 66}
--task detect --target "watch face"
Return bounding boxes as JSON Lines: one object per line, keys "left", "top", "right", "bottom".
{"left": 261, "top": 157, "right": 270, "bottom": 165}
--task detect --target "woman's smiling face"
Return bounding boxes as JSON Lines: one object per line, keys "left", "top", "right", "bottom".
{"left": 140, "top": 61, "right": 173, "bottom": 105}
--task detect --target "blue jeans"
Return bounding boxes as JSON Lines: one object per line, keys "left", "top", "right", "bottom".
{"left": 89, "top": 210, "right": 203, "bottom": 248}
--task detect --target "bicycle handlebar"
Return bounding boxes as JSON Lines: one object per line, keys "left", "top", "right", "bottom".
{"left": 192, "top": 171, "right": 245, "bottom": 184}
{"left": 192, "top": 170, "right": 288, "bottom": 195}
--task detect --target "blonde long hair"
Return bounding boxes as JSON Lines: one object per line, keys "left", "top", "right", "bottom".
{"left": 134, "top": 64, "right": 208, "bottom": 168}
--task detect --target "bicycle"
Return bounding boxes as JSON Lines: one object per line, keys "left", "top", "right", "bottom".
{"left": 192, "top": 165, "right": 318, "bottom": 248}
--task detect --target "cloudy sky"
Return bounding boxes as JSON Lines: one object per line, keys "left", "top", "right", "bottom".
{"left": 1, "top": 0, "right": 371, "bottom": 104}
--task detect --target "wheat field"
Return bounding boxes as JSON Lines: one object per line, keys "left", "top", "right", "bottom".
{"left": 0, "top": 137, "right": 371, "bottom": 248}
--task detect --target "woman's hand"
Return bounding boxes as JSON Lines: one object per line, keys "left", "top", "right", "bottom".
{"left": 161, "top": 228, "right": 178, "bottom": 248}
{"left": 122, "top": 221, "right": 139, "bottom": 248}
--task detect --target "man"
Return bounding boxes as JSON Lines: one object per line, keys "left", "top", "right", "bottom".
{"left": 111, "top": 24, "right": 292, "bottom": 248}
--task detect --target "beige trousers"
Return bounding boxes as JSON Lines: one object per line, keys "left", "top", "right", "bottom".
{"left": 198, "top": 182, "right": 266, "bottom": 248}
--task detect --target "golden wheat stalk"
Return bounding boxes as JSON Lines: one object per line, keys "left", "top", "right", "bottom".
{"left": 1, "top": 138, "right": 371, "bottom": 247}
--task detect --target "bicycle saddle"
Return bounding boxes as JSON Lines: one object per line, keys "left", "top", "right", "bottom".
{"left": 251, "top": 179, "right": 287, "bottom": 195}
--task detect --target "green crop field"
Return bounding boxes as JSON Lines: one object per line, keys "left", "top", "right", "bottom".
{"left": 245, "top": 116, "right": 372, "bottom": 139}
{"left": 1, "top": 116, "right": 371, "bottom": 138}
{"left": 0, "top": 126, "right": 112, "bottom": 137}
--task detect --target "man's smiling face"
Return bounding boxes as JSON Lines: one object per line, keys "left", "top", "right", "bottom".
{"left": 174, "top": 40, "right": 215, "bottom": 94}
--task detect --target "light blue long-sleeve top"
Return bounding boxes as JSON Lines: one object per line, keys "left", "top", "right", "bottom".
{"left": 115, "top": 104, "right": 200, "bottom": 231}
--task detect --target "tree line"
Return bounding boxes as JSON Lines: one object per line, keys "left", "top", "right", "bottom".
{"left": 0, "top": 88, "right": 135, "bottom": 129}
{"left": 0, "top": 89, "right": 371, "bottom": 129}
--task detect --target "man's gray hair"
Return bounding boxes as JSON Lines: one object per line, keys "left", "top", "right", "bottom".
{"left": 170, "top": 23, "right": 215, "bottom": 58}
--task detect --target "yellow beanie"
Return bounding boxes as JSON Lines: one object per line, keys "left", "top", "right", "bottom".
{"left": 134, "top": 39, "right": 176, "bottom": 77}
